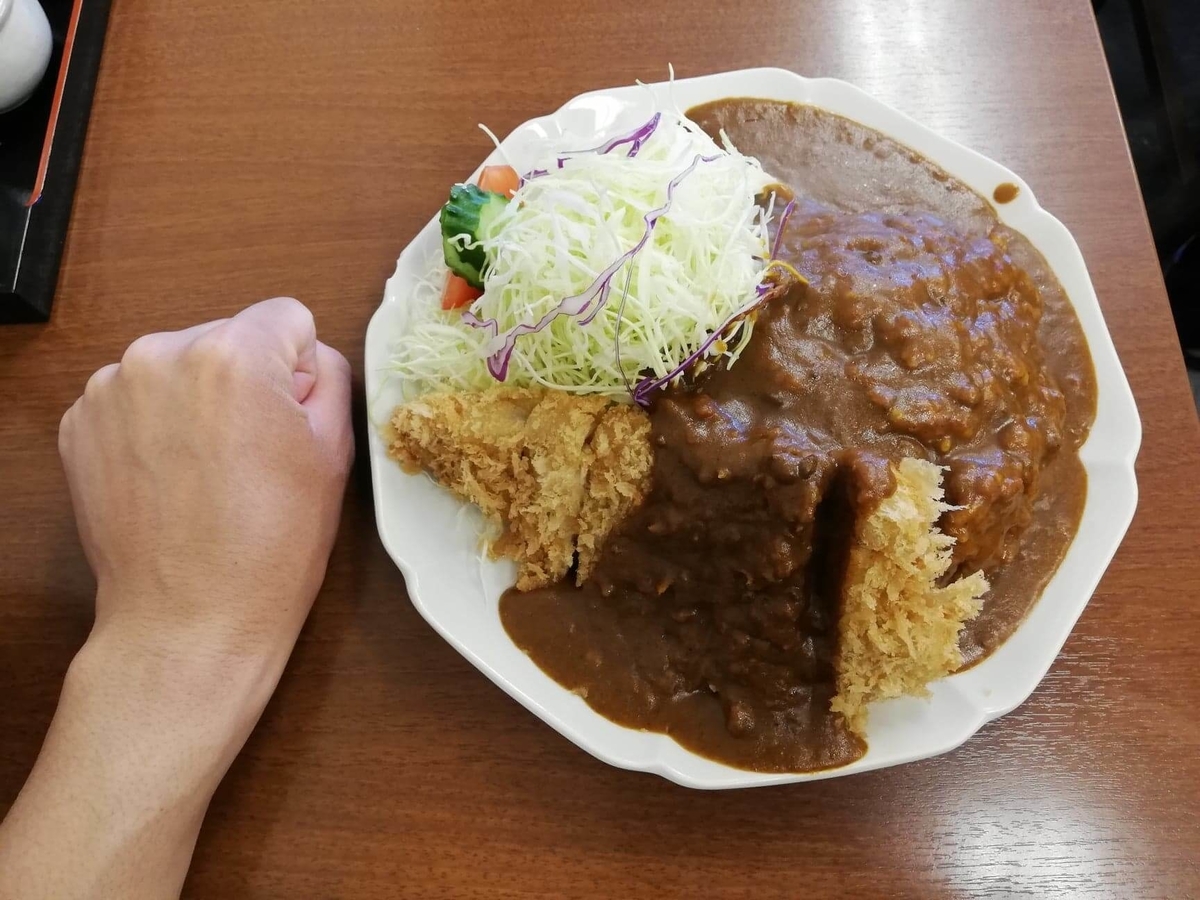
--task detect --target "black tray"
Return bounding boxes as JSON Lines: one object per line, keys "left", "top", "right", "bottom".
{"left": 0, "top": 0, "right": 112, "bottom": 323}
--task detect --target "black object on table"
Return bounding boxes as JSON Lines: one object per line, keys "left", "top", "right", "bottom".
{"left": 0, "top": 0, "right": 112, "bottom": 324}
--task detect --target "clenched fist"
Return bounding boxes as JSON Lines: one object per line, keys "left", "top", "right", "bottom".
{"left": 58, "top": 297, "right": 353, "bottom": 665}
{"left": 0, "top": 297, "right": 355, "bottom": 900}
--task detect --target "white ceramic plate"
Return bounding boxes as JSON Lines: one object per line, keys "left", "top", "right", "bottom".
{"left": 364, "top": 68, "right": 1141, "bottom": 789}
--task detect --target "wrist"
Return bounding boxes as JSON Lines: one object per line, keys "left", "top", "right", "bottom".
{"left": 69, "top": 616, "right": 286, "bottom": 783}
{"left": 0, "top": 611, "right": 285, "bottom": 898}
{"left": 94, "top": 575, "right": 302, "bottom": 677}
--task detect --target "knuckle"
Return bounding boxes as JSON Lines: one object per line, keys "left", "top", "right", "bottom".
{"left": 252, "top": 295, "right": 314, "bottom": 333}
{"left": 188, "top": 327, "right": 247, "bottom": 373}
{"left": 57, "top": 405, "right": 76, "bottom": 456}
{"left": 317, "top": 342, "right": 352, "bottom": 382}
{"left": 291, "top": 303, "right": 317, "bottom": 341}
{"left": 331, "top": 348, "right": 352, "bottom": 377}
{"left": 272, "top": 296, "right": 316, "bottom": 339}
{"left": 83, "top": 363, "right": 117, "bottom": 398}
{"left": 120, "top": 333, "right": 166, "bottom": 371}
{"left": 268, "top": 295, "right": 311, "bottom": 320}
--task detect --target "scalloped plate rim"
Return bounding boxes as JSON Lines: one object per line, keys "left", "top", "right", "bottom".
{"left": 364, "top": 67, "right": 1141, "bottom": 789}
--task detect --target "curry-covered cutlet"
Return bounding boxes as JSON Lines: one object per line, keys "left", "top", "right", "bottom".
{"left": 390, "top": 387, "right": 987, "bottom": 744}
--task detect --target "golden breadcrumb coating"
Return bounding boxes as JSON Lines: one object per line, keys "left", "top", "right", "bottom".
{"left": 832, "top": 457, "right": 989, "bottom": 735}
{"left": 575, "top": 405, "right": 654, "bottom": 584}
{"left": 392, "top": 391, "right": 982, "bottom": 731}
{"left": 388, "top": 388, "right": 652, "bottom": 590}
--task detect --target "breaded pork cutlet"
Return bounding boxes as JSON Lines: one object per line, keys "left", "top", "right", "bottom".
{"left": 388, "top": 388, "right": 653, "bottom": 590}
{"left": 832, "top": 457, "right": 990, "bottom": 734}
{"left": 573, "top": 404, "right": 653, "bottom": 583}
{"left": 390, "top": 389, "right": 984, "bottom": 733}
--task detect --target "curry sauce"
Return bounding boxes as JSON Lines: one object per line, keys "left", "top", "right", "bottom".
{"left": 500, "top": 100, "right": 1098, "bottom": 773}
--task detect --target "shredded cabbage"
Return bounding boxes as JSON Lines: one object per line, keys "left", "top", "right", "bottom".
{"left": 387, "top": 109, "right": 776, "bottom": 400}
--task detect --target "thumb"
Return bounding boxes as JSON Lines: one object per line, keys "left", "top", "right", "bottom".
{"left": 227, "top": 297, "right": 318, "bottom": 402}
{"left": 303, "top": 342, "right": 354, "bottom": 472}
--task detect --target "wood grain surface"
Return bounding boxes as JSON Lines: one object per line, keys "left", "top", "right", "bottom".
{"left": 2, "top": 1, "right": 1199, "bottom": 897}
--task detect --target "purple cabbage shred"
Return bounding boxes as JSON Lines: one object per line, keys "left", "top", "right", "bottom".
{"left": 630, "top": 195, "right": 799, "bottom": 405}
{"left": 485, "top": 122, "right": 799, "bottom": 401}
{"left": 521, "top": 112, "right": 663, "bottom": 183}
{"left": 631, "top": 307, "right": 751, "bottom": 407}
{"left": 631, "top": 276, "right": 792, "bottom": 407}
{"left": 770, "top": 197, "right": 796, "bottom": 260}
{"left": 463, "top": 152, "right": 717, "bottom": 381}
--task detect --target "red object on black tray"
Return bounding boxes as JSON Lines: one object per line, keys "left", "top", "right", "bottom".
{"left": 0, "top": 0, "right": 111, "bottom": 323}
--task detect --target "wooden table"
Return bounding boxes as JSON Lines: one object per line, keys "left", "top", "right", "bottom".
{"left": 3, "top": 0, "right": 1199, "bottom": 896}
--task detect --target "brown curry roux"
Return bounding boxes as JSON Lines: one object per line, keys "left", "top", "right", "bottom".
{"left": 500, "top": 100, "right": 1097, "bottom": 773}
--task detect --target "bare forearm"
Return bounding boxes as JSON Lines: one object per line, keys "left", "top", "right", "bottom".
{"left": 0, "top": 622, "right": 281, "bottom": 900}
{"left": 0, "top": 299, "right": 350, "bottom": 897}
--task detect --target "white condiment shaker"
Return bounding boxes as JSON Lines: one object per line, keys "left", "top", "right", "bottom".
{"left": 0, "top": 0, "right": 53, "bottom": 114}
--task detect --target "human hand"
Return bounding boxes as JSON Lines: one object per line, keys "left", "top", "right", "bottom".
{"left": 58, "top": 297, "right": 354, "bottom": 669}
{"left": 0, "top": 298, "right": 354, "bottom": 900}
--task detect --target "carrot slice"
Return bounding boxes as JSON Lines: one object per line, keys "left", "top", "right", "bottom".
{"left": 441, "top": 272, "right": 483, "bottom": 310}
{"left": 478, "top": 165, "right": 520, "bottom": 199}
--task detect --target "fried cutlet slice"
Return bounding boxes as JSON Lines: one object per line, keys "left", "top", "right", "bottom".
{"left": 575, "top": 404, "right": 654, "bottom": 584}
{"left": 388, "top": 388, "right": 651, "bottom": 591}
{"left": 831, "top": 457, "right": 989, "bottom": 735}
{"left": 389, "top": 388, "right": 542, "bottom": 523}
{"left": 489, "top": 391, "right": 609, "bottom": 588}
